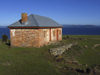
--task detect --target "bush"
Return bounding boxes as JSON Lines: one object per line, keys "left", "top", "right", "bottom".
{"left": 2, "top": 35, "right": 8, "bottom": 43}
{"left": 63, "top": 35, "right": 70, "bottom": 39}
{"left": 66, "top": 35, "right": 70, "bottom": 38}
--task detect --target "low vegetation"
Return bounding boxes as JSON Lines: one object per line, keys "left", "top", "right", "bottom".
{"left": 0, "top": 35, "right": 100, "bottom": 75}
{"left": 2, "top": 34, "right": 8, "bottom": 43}
{"left": 56, "top": 35, "right": 100, "bottom": 75}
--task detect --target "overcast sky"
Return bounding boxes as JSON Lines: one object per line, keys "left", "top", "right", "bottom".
{"left": 0, "top": 0, "right": 100, "bottom": 26}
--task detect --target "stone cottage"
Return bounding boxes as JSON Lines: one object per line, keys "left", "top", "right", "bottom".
{"left": 8, "top": 13, "right": 62, "bottom": 47}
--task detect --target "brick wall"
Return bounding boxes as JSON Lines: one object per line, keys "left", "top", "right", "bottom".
{"left": 10, "top": 28, "right": 62, "bottom": 47}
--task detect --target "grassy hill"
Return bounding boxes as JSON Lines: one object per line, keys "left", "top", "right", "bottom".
{"left": 0, "top": 35, "right": 100, "bottom": 75}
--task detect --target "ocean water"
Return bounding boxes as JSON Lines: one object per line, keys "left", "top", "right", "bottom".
{"left": 0, "top": 27, "right": 100, "bottom": 39}
{"left": 62, "top": 27, "right": 100, "bottom": 35}
{"left": 0, "top": 28, "right": 10, "bottom": 39}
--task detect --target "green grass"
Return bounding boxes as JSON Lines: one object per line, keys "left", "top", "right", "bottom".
{"left": 0, "top": 43, "right": 61, "bottom": 75}
{"left": 0, "top": 35, "right": 100, "bottom": 75}
{"left": 76, "top": 39, "right": 100, "bottom": 66}
{"left": 64, "top": 35, "right": 100, "bottom": 38}
{"left": 62, "top": 35, "right": 100, "bottom": 69}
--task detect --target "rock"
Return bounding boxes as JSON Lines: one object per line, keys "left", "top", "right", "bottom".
{"left": 93, "top": 44, "right": 100, "bottom": 48}
{"left": 56, "top": 55, "right": 64, "bottom": 62}
{"left": 84, "top": 45, "right": 88, "bottom": 48}
{"left": 50, "top": 43, "right": 77, "bottom": 56}
{"left": 94, "top": 66, "right": 100, "bottom": 75}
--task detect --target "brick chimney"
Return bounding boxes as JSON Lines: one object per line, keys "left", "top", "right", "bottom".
{"left": 21, "top": 13, "right": 28, "bottom": 23}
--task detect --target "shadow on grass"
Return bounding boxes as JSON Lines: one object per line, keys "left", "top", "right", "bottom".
{"left": 6, "top": 42, "right": 11, "bottom": 47}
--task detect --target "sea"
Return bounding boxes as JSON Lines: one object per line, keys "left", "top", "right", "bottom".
{"left": 0, "top": 25, "right": 100, "bottom": 39}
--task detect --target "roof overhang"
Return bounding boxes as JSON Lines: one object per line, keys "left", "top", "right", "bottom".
{"left": 8, "top": 26, "right": 63, "bottom": 29}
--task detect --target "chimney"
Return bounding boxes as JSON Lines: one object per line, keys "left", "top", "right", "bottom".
{"left": 21, "top": 13, "right": 28, "bottom": 23}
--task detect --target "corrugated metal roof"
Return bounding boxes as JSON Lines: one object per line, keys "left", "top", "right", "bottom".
{"left": 8, "top": 14, "right": 62, "bottom": 27}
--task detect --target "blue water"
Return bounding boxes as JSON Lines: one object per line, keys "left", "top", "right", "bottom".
{"left": 63, "top": 27, "right": 100, "bottom": 35}
{"left": 0, "top": 28, "right": 10, "bottom": 39}
{"left": 0, "top": 27, "right": 100, "bottom": 39}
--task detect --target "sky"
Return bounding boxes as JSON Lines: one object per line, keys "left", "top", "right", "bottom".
{"left": 0, "top": 0, "right": 100, "bottom": 26}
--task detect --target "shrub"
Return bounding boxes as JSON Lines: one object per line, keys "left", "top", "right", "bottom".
{"left": 2, "top": 35, "right": 8, "bottom": 43}
{"left": 66, "top": 35, "right": 69, "bottom": 38}
{"left": 63, "top": 35, "right": 70, "bottom": 39}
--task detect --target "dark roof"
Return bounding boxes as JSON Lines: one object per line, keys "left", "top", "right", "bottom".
{"left": 8, "top": 14, "right": 62, "bottom": 27}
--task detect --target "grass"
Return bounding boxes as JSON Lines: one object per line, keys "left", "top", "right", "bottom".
{"left": 60, "top": 35, "right": 100, "bottom": 74}
{"left": 0, "top": 35, "right": 100, "bottom": 75}
{"left": 76, "top": 39, "right": 100, "bottom": 66}
{"left": 0, "top": 43, "right": 61, "bottom": 75}
{"left": 64, "top": 35, "right": 100, "bottom": 38}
